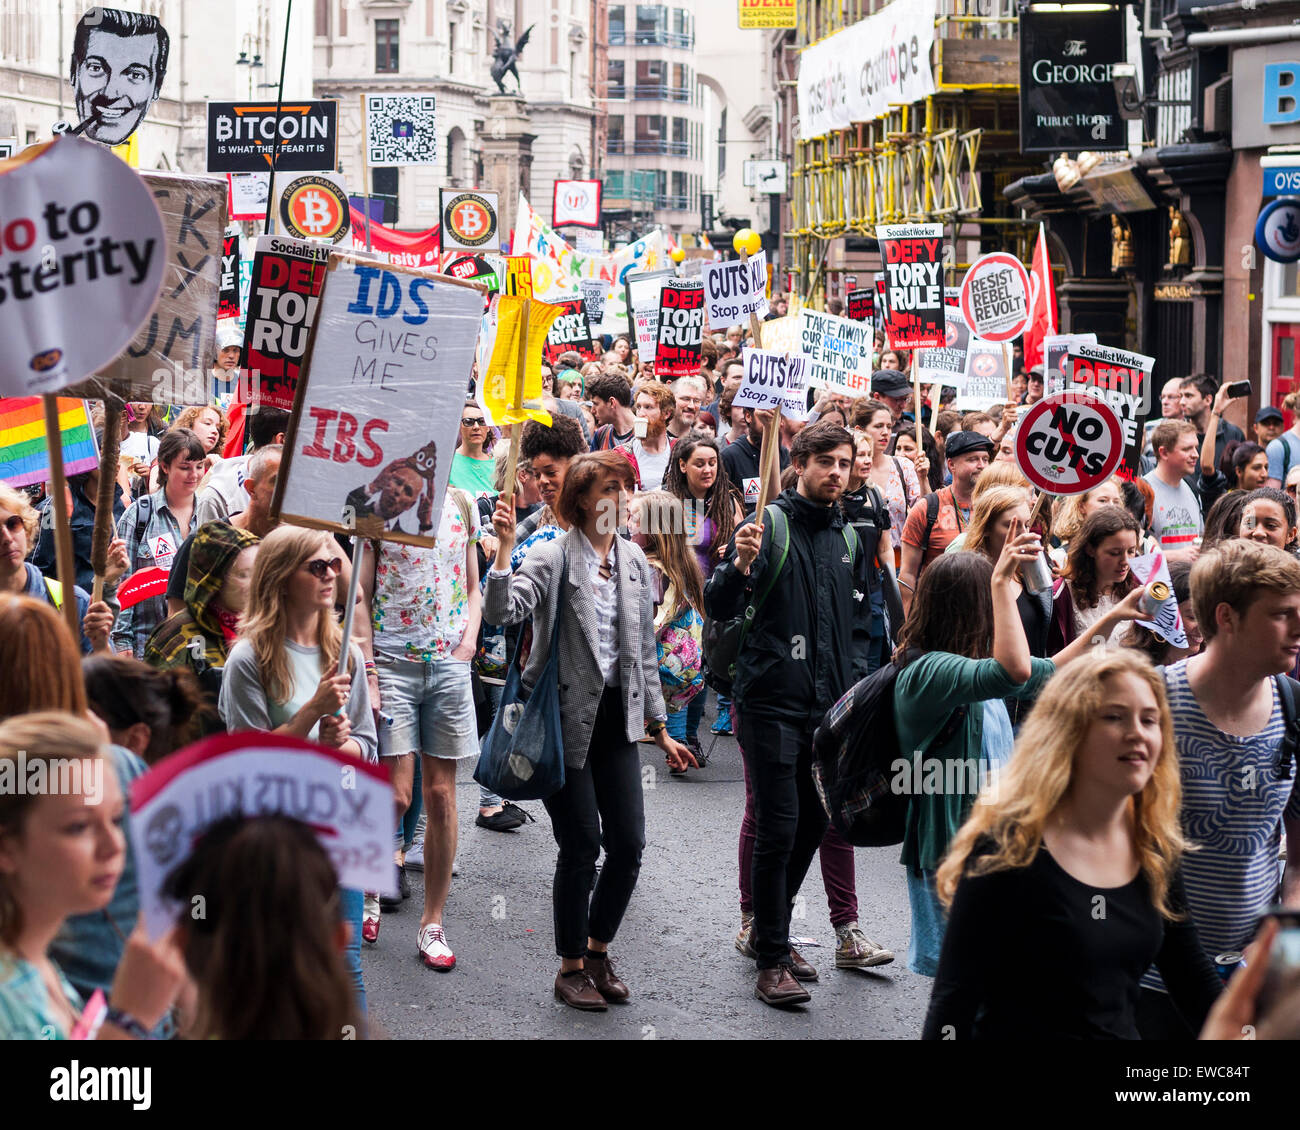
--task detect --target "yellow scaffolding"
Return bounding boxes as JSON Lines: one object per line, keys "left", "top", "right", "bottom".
{"left": 788, "top": 2, "right": 1040, "bottom": 304}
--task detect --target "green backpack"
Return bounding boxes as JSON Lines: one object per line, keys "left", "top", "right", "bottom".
{"left": 702, "top": 504, "right": 858, "bottom": 695}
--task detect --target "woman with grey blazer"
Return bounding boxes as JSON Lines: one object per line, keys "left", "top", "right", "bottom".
{"left": 488, "top": 450, "right": 695, "bottom": 1011}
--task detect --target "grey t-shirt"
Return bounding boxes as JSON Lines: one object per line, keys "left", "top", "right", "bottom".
{"left": 1143, "top": 470, "right": 1203, "bottom": 552}
{"left": 219, "top": 638, "right": 377, "bottom": 761}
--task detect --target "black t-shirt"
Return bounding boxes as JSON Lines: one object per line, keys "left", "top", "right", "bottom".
{"left": 721, "top": 434, "right": 790, "bottom": 515}
{"left": 923, "top": 842, "right": 1220, "bottom": 1040}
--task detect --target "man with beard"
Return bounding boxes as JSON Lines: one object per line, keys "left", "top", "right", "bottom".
{"left": 704, "top": 422, "right": 871, "bottom": 1006}
{"left": 67, "top": 7, "right": 170, "bottom": 146}
{"left": 630, "top": 381, "right": 676, "bottom": 490}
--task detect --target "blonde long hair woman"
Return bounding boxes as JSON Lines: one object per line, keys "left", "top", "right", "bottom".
{"left": 216, "top": 525, "right": 375, "bottom": 1018}
{"left": 923, "top": 649, "right": 1220, "bottom": 1040}
{"left": 218, "top": 526, "right": 374, "bottom": 759}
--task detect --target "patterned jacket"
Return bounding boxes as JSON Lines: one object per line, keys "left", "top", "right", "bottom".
{"left": 144, "top": 521, "right": 259, "bottom": 723}
{"left": 484, "top": 528, "right": 666, "bottom": 769}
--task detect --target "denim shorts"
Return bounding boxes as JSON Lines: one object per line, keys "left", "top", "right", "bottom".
{"left": 375, "top": 656, "right": 478, "bottom": 760}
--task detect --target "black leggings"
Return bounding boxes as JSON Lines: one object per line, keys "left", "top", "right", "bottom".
{"left": 542, "top": 687, "right": 646, "bottom": 959}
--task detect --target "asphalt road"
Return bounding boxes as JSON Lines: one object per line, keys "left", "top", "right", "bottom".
{"left": 363, "top": 699, "right": 931, "bottom": 1040}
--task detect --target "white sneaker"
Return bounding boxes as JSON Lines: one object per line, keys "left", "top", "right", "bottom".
{"left": 417, "top": 923, "right": 456, "bottom": 971}
{"left": 405, "top": 836, "right": 425, "bottom": 872}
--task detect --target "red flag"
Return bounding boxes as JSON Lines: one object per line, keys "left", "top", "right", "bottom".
{"left": 1022, "top": 223, "right": 1058, "bottom": 372}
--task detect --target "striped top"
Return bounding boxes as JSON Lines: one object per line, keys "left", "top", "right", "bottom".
{"left": 1142, "top": 660, "right": 1300, "bottom": 993}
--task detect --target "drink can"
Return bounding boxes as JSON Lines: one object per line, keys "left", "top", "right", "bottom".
{"left": 1138, "top": 580, "right": 1170, "bottom": 619}
{"left": 1022, "top": 550, "right": 1054, "bottom": 594}
{"left": 1214, "top": 950, "right": 1244, "bottom": 981}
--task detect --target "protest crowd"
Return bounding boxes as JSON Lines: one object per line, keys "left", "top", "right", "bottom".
{"left": 7, "top": 281, "right": 1300, "bottom": 1042}
{"left": 2, "top": 17, "right": 1299, "bottom": 1048}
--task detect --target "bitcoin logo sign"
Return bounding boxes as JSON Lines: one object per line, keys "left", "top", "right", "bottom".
{"left": 280, "top": 175, "right": 350, "bottom": 243}
{"left": 441, "top": 191, "right": 498, "bottom": 251}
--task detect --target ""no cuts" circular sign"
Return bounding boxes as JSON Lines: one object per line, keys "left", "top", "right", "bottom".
{"left": 1015, "top": 390, "right": 1123, "bottom": 495}
{"left": 959, "top": 251, "right": 1031, "bottom": 342}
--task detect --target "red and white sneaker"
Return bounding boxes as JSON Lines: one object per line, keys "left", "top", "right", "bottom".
{"left": 362, "top": 915, "right": 380, "bottom": 944}
{"left": 417, "top": 923, "right": 455, "bottom": 971}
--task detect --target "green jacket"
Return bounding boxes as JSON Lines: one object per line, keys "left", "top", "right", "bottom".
{"left": 894, "top": 652, "right": 1055, "bottom": 873}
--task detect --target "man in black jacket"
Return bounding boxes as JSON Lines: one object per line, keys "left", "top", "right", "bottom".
{"left": 704, "top": 421, "right": 871, "bottom": 1007}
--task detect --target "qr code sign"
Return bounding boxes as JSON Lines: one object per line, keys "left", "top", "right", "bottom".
{"left": 366, "top": 94, "right": 437, "bottom": 166}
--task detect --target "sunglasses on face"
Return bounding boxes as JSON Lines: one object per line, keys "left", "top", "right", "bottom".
{"left": 461, "top": 416, "right": 487, "bottom": 428}
{"left": 304, "top": 557, "right": 343, "bottom": 579}
{"left": 2, "top": 514, "right": 23, "bottom": 534}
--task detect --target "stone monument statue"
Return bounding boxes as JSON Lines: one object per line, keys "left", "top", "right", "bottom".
{"left": 490, "top": 19, "right": 534, "bottom": 95}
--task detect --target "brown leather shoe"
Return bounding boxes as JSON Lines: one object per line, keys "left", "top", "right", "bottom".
{"left": 755, "top": 966, "right": 811, "bottom": 1007}
{"left": 554, "top": 969, "right": 608, "bottom": 1011}
{"left": 788, "top": 946, "right": 819, "bottom": 982}
{"left": 585, "top": 955, "right": 630, "bottom": 1002}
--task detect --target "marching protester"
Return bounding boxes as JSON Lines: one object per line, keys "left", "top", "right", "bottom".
{"left": 355, "top": 485, "right": 481, "bottom": 967}
{"left": 112, "top": 428, "right": 207, "bottom": 658}
{"left": 82, "top": 655, "right": 205, "bottom": 766}
{"left": 1239, "top": 486, "right": 1299, "bottom": 554}
{"left": 0, "top": 712, "right": 187, "bottom": 1040}
{"left": 451, "top": 400, "right": 496, "bottom": 497}
{"left": 924, "top": 649, "right": 1221, "bottom": 1039}
{"left": 1049, "top": 508, "right": 1144, "bottom": 650}
{"left": 194, "top": 407, "right": 290, "bottom": 526}
{"left": 854, "top": 400, "right": 921, "bottom": 561}
{"left": 487, "top": 450, "right": 695, "bottom": 1011}
{"left": 630, "top": 381, "right": 677, "bottom": 490}
{"left": 633, "top": 491, "right": 706, "bottom": 767}
{"left": 899, "top": 430, "right": 993, "bottom": 609}
{"left": 0, "top": 484, "right": 116, "bottom": 655}
{"left": 667, "top": 375, "right": 707, "bottom": 441}
{"left": 162, "top": 814, "right": 363, "bottom": 1039}
{"left": 588, "top": 373, "right": 638, "bottom": 452}
{"left": 171, "top": 405, "right": 227, "bottom": 464}
{"left": 704, "top": 422, "right": 873, "bottom": 1006}
{"left": 1144, "top": 420, "right": 1204, "bottom": 561}
{"left": 894, "top": 524, "right": 1145, "bottom": 977}
{"left": 663, "top": 433, "right": 744, "bottom": 740}
{"left": 1138, "top": 539, "right": 1300, "bottom": 1038}
{"left": 721, "top": 407, "right": 788, "bottom": 516}
{"left": 145, "top": 522, "right": 260, "bottom": 718}
{"left": 1047, "top": 476, "right": 1124, "bottom": 566}
{"left": 217, "top": 526, "right": 376, "bottom": 1015}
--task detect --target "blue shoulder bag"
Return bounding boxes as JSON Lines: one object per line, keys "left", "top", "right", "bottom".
{"left": 473, "top": 552, "right": 567, "bottom": 800}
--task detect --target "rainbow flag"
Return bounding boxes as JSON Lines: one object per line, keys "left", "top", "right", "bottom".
{"left": 0, "top": 398, "right": 100, "bottom": 488}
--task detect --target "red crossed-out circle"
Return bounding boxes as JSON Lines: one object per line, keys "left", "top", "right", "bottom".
{"left": 1014, "top": 390, "right": 1124, "bottom": 496}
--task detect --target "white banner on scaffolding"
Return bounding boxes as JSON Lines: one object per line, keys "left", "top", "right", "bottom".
{"left": 795, "top": 0, "right": 938, "bottom": 140}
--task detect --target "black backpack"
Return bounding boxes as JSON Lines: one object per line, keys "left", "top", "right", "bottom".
{"left": 811, "top": 662, "right": 966, "bottom": 847}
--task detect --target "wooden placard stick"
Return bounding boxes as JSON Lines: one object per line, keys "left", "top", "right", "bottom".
{"left": 743, "top": 249, "right": 782, "bottom": 514}
{"left": 501, "top": 298, "right": 531, "bottom": 507}
{"left": 90, "top": 399, "right": 123, "bottom": 603}
{"left": 42, "top": 396, "right": 80, "bottom": 642}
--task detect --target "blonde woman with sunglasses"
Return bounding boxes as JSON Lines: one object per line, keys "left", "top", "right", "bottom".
{"left": 217, "top": 525, "right": 376, "bottom": 1016}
